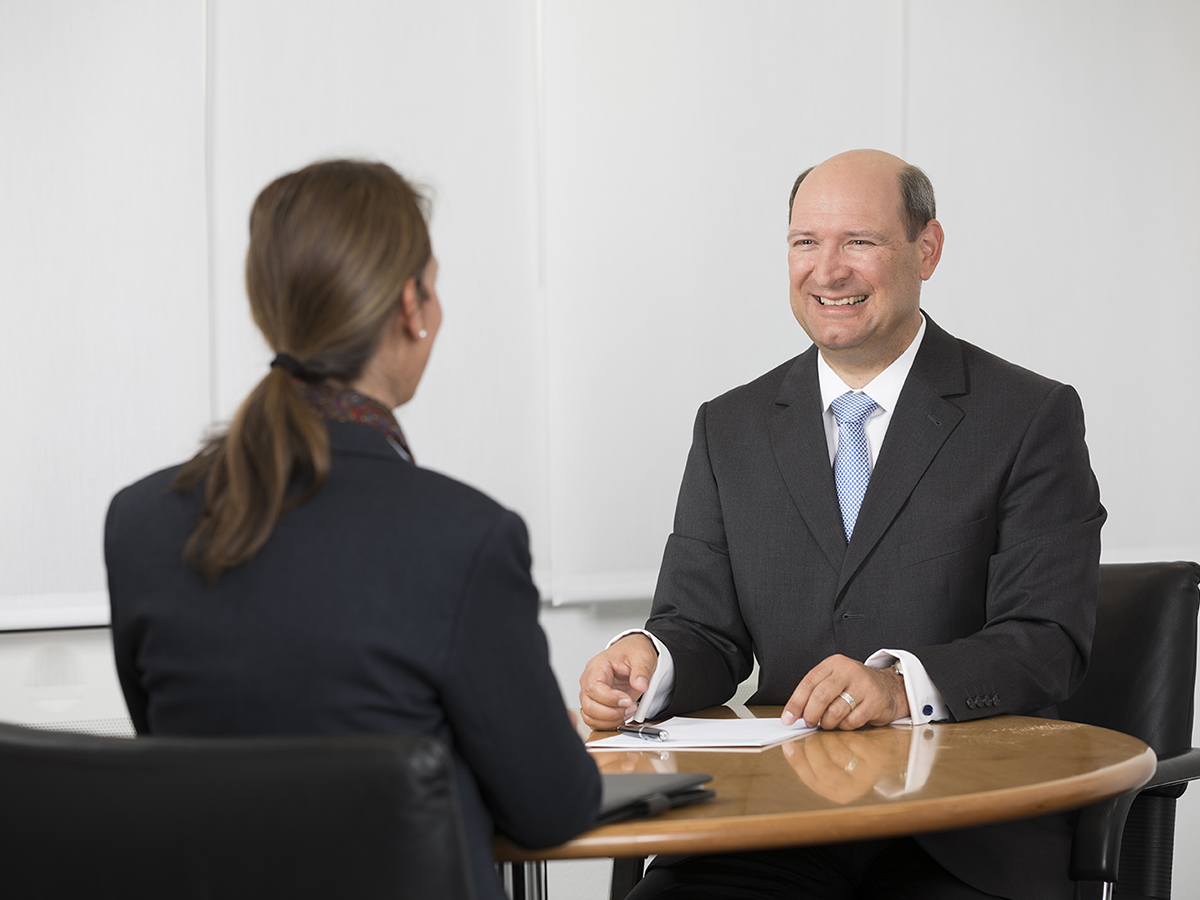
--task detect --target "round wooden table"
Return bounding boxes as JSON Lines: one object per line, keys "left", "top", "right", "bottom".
{"left": 497, "top": 710, "right": 1155, "bottom": 862}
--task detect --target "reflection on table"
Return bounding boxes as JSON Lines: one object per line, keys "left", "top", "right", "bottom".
{"left": 496, "top": 708, "right": 1155, "bottom": 863}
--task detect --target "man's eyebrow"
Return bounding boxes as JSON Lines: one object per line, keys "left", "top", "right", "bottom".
{"left": 787, "top": 228, "right": 890, "bottom": 241}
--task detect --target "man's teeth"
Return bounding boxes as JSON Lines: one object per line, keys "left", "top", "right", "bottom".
{"left": 817, "top": 295, "right": 867, "bottom": 306}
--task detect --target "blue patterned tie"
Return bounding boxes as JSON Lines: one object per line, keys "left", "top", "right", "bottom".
{"left": 830, "top": 391, "right": 878, "bottom": 541}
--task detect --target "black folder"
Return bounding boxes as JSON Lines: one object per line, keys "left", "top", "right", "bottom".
{"left": 596, "top": 772, "right": 715, "bottom": 826}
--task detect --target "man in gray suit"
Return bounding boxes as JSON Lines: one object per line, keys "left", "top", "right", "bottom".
{"left": 579, "top": 149, "right": 1104, "bottom": 899}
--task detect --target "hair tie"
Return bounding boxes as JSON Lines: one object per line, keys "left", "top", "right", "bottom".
{"left": 270, "top": 352, "right": 306, "bottom": 378}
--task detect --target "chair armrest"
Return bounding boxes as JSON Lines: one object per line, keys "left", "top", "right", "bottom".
{"left": 1144, "top": 747, "right": 1200, "bottom": 791}
{"left": 1069, "top": 748, "right": 1200, "bottom": 883}
{"left": 1070, "top": 791, "right": 1139, "bottom": 883}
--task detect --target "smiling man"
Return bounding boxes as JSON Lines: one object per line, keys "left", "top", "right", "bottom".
{"left": 579, "top": 150, "right": 1105, "bottom": 899}
{"left": 787, "top": 151, "right": 940, "bottom": 389}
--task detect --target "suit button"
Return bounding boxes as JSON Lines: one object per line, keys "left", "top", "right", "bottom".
{"left": 992, "top": 694, "right": 1000, "bottom": 705}
{"left": 966, "top": 698, "right": 976, "bottom": 709}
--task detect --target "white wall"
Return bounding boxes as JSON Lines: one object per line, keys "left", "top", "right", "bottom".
{"left": 542, "top": 0, "right": 910, "bottom": 601}
{"left": 207, "top": 0, "right": 554, "bottom": 575}
{"left": 2, "top": 2, "right": 1199, "bottom": 897}
{"left": 0, "top": 1, "right": 209, "bottom": 627}
{"left": 5, "top": 0, "right": 1198, "bottom": 613}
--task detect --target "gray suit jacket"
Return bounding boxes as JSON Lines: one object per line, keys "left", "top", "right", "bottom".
{"left": 646, "top": 314, "right": 1105, "bottom": 898}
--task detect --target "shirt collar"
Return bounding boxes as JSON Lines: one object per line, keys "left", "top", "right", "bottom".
{"left": 817, "top": 313, "right": 927, "bottom": 414}
{"left": 292, "top": 379, "right": 415, "bottom": 463}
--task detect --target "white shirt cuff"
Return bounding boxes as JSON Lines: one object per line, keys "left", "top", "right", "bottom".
{"left": 606, "top": 629, "right": 675, "bottom": 721}
{"left": 865, "top": 648, "right": 949, "bottom": 725}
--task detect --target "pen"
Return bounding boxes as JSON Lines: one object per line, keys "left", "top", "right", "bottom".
{"left": 617, "top": 723, "right": 669, "bottom": 741}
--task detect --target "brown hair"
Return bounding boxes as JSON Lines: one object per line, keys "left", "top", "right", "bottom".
{"left": 175, "top": 159, "right": 431, "bottom": 583}
{"left": 788, "top": 163, "right": 936, "bottom": 241}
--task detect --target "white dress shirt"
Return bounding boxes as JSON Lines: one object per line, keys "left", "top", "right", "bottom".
{"left": 617, "top": 315, "right": 949, "bottom": 725}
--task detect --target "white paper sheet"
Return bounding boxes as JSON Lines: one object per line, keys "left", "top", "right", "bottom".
{"left": 587, "top": 716, "right": 818, "bottom": 751}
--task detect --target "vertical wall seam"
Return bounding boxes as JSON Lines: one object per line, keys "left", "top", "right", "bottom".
{"left": 534, "top": 0, "right": 555, "bottom": 601}
{"left": 901, "top": 0, "right": 910, "bottom": 157}
{"left": 204, "top": 0, "right": 218, "bottom": 423}
{"left": 535, "top": 0, "right": 547, "bottom": 292}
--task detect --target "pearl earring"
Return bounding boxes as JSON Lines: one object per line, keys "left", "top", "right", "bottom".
{"left": 418, "top": 329, "right": 428, "bottom": 340}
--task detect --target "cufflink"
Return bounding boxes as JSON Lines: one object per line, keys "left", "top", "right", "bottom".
{"left": 923, "top": 704, "right": 933, "bottom": 716}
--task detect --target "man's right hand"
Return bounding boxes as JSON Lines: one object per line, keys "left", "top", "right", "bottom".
{"left": 578, "top": 633, "right": 659, "bottom": 731}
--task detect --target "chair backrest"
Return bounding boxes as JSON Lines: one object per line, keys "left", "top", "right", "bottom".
{"left": 0, "top": 723, "right": 475, "bottom": 900}
{"left": 1060, "top": 561, "right": 1200, "bottom": 759}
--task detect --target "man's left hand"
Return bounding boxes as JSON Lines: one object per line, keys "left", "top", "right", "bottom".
{"left": 781, "top": 654, "right": 909, "bottom": 730}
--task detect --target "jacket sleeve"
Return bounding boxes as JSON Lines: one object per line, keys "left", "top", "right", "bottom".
{"left": 645, "top": 402, "right": 757, "bottom": 715}
{"left": 437, "top": 509, "right": 602, "bottom": 849}
{"left": 915, "top": 383, "right": 1105, "bottom": 720}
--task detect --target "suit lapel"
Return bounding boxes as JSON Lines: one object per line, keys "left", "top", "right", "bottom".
{"left": 837, "top": 315, "right": 967, "bottom": 594}
{"left": 768, "top": 348, "right": 847, "bottom": 571}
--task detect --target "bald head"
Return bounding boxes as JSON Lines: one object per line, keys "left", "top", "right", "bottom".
{"left": 789, "top": 150, "right": 936, "bottom": 242}
{"left": 785, "top": 149, "right": 945, "bottom": 384}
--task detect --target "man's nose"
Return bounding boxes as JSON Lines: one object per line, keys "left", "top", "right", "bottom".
{"left": 814, "top": 246, "right": 852, "bottom": 285}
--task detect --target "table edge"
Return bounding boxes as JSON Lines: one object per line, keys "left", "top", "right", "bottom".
{"left": 496, "top": 741, "right": 1156, "bottom": 861}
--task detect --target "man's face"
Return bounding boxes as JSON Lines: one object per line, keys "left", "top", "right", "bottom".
{"left": 787, "top": 154, "right": 941, "bottom": 376}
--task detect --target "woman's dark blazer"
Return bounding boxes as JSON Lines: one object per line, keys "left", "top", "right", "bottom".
{"left": 105, "top": 420, "right": 600, "bottom": 900}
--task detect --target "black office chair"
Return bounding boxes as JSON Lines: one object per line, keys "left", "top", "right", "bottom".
{"left": 1063, "top": 561, "right": 1200, "bottom": 900}
{"left": 609, "top": 562, "right": 1200, "bottom": 900}
{"left": 0, "top": 723, "right": 475, "bottom": 899}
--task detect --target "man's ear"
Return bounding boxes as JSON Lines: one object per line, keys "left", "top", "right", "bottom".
{"left": 918, "top": 219, "right": 944, "bottom": 281}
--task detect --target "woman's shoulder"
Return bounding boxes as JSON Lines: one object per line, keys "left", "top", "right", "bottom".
{"left": 105, "top": 463, "right": 202, "bottom": 573}
{"left": 325, "top": 423, "right": 524, "bottom": 534}
{"left": 107, "top": 464, "right": 189, "bottom": 524}
{"left": 115, "top": 463, "right": 185, "bottom": 495}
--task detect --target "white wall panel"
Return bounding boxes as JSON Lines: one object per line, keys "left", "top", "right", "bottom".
{"left": 542, "top": 0, "right": 908, "bottom": 601}
{"left": 0, "top": 1, "right": 209, "bottom": 627}
{"left": 207, "top": 0, "right": 553, "bottom": 572}
{"left": 905, "top": 0, "right": 1200, "bottom": 564}
{"left": 901, "top": 5, "right": 1200, "bottom": 891}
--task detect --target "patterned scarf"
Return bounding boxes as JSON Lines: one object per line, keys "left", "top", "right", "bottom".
{"left": 292, "top": 380, "right": 415, "bottom": 463}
